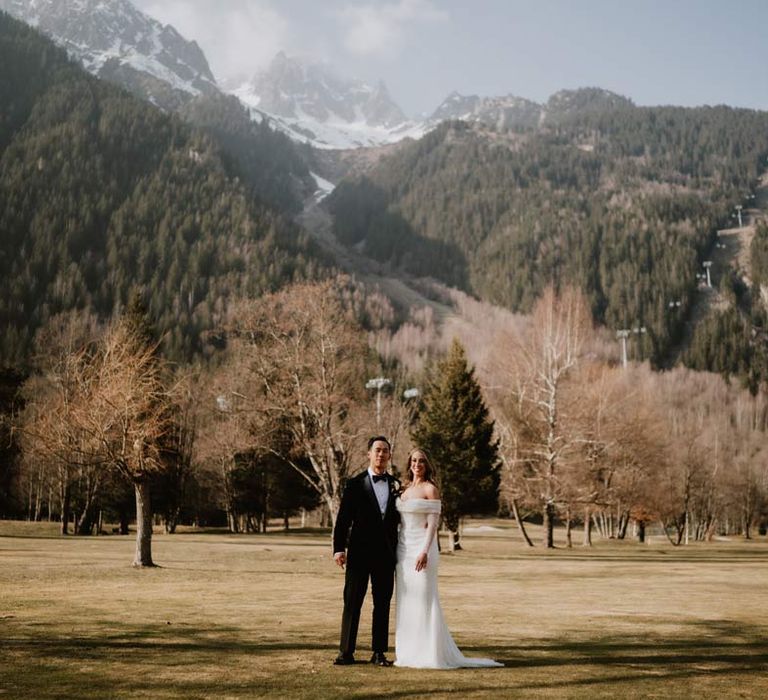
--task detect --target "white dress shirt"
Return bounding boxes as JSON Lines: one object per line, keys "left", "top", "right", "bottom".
{"left": 368, "top": 468, "right": 389, "bottom": 516}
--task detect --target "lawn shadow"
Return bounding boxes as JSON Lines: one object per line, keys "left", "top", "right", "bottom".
{"left": 472, "top": 618, "right": 768, "bottom": 692}
{"left": 3, "top": 618, "right": 768, "bottom": 697}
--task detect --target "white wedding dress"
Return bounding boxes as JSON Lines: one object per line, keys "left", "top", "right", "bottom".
{"left": 394, "top": 498, "right": 502, "bottom": 669}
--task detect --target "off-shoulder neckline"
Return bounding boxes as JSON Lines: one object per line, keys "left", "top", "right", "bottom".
{"left": 399, "top": 496, "right": 441, "bottom": 502}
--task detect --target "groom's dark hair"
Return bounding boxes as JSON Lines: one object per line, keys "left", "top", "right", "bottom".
{"left": 367, "top": 435, "right": 391, "bottom": 450}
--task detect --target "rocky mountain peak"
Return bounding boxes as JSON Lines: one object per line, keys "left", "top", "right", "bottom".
{"left": 0, "top": 0, "right": 219, "bottom": 110}
{"left": 239, "top": 52, "right": 407, "bottom": 128}
{"left": 230, "top": 52, "right": 423, "bottom": 149}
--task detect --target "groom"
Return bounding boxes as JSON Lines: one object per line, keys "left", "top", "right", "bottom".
{"left": 332, "top": 436, "right": 399, "bottom": 666}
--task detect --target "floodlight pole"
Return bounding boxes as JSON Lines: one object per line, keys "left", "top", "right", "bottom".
{"left": 703, "top": 261, "right": 713, "bottom": 287}
{"left": 617, "top": 326, "right": 647, "bottom": 368}
{"left": 617, "top": 330, "right": 630, "bottom": 369}
{"left": 366, "top": 377, "right": 392, "bottom": 427}
{"left": 735, "top": 205, "right": 743, "bottom": 227}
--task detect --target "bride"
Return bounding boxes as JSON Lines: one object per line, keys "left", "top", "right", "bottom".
{"left": 394, "top": 448, "right": 502, "bottom": 669}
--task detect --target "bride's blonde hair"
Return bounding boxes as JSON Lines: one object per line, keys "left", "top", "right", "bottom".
{"left": 406, "top": 448, "right": 437, "bottom": 485}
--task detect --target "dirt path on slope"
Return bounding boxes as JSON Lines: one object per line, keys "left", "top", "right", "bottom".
{"left": 297, "top": 197, "right": 456, "bottom": 323}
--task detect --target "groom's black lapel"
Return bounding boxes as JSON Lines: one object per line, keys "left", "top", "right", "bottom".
{"left": 362, "top": 472, "right": 384, "bottom": 520}
{"left": 383, "top": 476, "right": 397, "bottom": 520}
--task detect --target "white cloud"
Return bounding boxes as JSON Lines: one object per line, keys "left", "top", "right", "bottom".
{"left": 133, "top": 0, "right": 288, "bottom": 84}
{"left": 338, "top": 0, "right": 448, "bottom": 57}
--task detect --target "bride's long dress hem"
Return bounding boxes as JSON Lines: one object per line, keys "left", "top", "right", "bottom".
{"left": 394, "top": 498, "right": 502, "bottom": 670}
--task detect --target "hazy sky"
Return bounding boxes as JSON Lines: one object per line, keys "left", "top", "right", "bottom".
{"left": 133, "top": 0, "right": 768, "bottom": 117}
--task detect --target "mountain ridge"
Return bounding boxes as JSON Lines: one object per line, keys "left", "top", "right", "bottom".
{"left": 0, "top": 0, "right": 219, "bottom": 110}
{"left": 0, "top": 2, "right": 664, "bottom": 153}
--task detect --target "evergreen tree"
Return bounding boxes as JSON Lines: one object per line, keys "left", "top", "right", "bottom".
{"left": 123, "top": 290, "right": 156, "bottom": 350}
{"left": 751, "top": 221, "right": 768, "bottom": 287}
{"left": 411, "top": 339, "right": 499, "bottom": 550}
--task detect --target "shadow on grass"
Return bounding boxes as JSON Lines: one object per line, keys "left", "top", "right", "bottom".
{"left": 167, "top": 527, "right": 331, "bottom": 537}
{"left": 3, "top": 619, "right": 767, "bottom": 697}
{"left": 476, "top": 550, "right": 768, "bottom": 565}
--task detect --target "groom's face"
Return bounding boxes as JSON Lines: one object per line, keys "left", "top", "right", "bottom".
{"left": 369, "top": 440, "right": 391, "bottom": 474}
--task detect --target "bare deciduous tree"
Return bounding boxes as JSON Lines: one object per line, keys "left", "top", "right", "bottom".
{"left": 492, "top": 286, "right": 591, "bottom": 548}
{"left": 227, "top": 280, "right": 372, "bottom": 523}
{"left": 195, "top": 350, "right": 256, "bottom": 532}
{"left": 18, "top": 313, "right": 103, "bottom": 534}
{"left": 80, "top": 320, "right": 175, "bottom": 566}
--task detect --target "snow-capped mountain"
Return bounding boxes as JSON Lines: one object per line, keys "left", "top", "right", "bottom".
{"left": 428, "top": 91, "right": 543, "bottom": 130}
{"left": 1, "top": 1, "right": 637, "bottom": 151}
{"left": 0, "top": 0, "right": 219, "bottom": 110}
{"left": 233, "top": 52, "right": 426, "bottom": 150}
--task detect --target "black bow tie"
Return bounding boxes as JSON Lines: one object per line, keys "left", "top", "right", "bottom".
{"left": 372, "top": 474, "right": 388, "bottom": 483}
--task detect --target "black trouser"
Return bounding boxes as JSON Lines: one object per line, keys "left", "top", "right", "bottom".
{"left": 339, "top": 556, "right": 394, "bottom": 656}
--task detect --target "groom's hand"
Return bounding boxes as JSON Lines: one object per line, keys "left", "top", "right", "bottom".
{"left": 415, "top": 552, "right": 428, "bottom": 572}
{"left": 334, "top": 552, "right": 346, "bottom": 569}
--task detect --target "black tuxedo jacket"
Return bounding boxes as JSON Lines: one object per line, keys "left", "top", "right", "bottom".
{"left": 332, "top": 470, "right": 400, "bottom": 566}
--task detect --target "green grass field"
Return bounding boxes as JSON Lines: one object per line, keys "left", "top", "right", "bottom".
{"left": 1, "top": 519, "right": 767, "bottom": 699}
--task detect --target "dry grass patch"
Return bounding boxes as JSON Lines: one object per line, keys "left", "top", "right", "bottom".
{"left": 1, "top": 520, "right": 767, "bottom": 698}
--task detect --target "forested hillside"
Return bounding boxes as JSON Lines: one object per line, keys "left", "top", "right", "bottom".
{"left": 179, "top": 93, "right": 313, "bottom": 214}
{"left": 328, "top": 103, "right": 768, "bottom": 365}
{"left": 0, "top": 12, "right": 325, "bottom": 364}
{"left": 683, "top": 219, "right": 768, "bottom": 392}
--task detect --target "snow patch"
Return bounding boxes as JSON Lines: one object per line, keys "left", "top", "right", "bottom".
{"left": 310, "top": 171, "right": 335, "bottom": 201}
{"left": 236, "top": 82, "right": 431, "bottom": 150}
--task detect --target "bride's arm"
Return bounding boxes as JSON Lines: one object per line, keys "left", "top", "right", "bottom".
{"left": 415, "top": 484, "right": 440, "bottom": 572}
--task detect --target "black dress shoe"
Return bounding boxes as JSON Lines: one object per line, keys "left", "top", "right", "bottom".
{"left": 370, "top": 652, "right": 393, "bottom": 667}
{"left": 333, "top": 653, "right": 355, "bottom": 665}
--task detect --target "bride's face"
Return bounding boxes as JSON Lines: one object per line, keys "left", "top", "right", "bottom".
{"left": 410, "top": 452, "right": 428, "bottom": 479}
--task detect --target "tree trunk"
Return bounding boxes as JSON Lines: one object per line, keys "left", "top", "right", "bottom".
{"left": 321, "top": 501, "right": 333, "bottom": 528}
{"left": 283, "top": 513, "right": 290, "bottom": 531}
{"left": 583, "top": 506, "right": 592, "bottom": 546}
{"left": 27, "top": 480, "right": 33, "bottom": 521}
{"left": 743, "top": 513, "right": 752, "bottom": 540}
{"left": 119, "top": 509, "right": 130, "bottom": 535}
{"left": 637, "top": 520, "right": 645, "bottom": 544}
{"left": 617, "top": 511, "right": 630, "bottom": 540}
{"left": 227, "top": 510, "right": 238, "bottom": 533}
{"left": 164, "top": 513, "right": 178, "bottom": 534}
{"left": 132, "top": 480, "right": 155, "bottom": 567}
{"left": 660, "top": 520, "right": 680, "bottom": 546}
{"left": 60, "top": 483, "right": 71, "bottom": 536}
{"left": 33, "top": 465, "right": 44, "bottom": 521}
{"left": 76, "top": 506, "right": 95, "bottom": 536}
{"left": 565, "top": 505, "right": 572, "bottom": 548}
{"left": 511, "top": 498, "right": 534, "bottom": 547}
{"left": 449, "top": 529, "right": 461, "bottom": 551}
{"left": 543, "top": 501, "right": 555, "bottom": 548}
